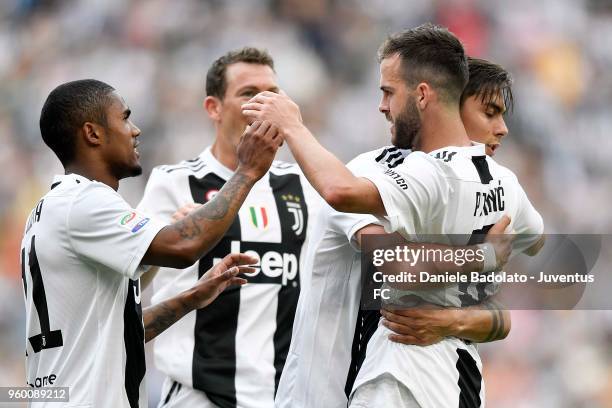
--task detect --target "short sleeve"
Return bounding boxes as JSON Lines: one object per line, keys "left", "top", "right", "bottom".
{"left": 328, "top": 211, "right": 380, "bottom": 251}
{"left": 68, "top": 183, "right": 167, "bottom": 279}
{"left": 512, "top": 186, "right": 544, "bottom": 254}
{"left": 137, "top": 168, "right": 186, "bottom": 223}
{"left": 360, "top": 154, "right": 445, "bottom": 239}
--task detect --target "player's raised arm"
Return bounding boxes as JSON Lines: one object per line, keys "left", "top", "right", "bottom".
{"left": 142, "top": 121, "right": 281, "bottom": 268}
{"left": 242, "top": 91, "right": 385, "bottom": 215}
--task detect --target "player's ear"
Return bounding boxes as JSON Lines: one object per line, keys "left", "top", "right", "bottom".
{"left": 81, "top": 122, "right": 104, "bottom": 147}
{"left": 204, "top": 96, "right": 222, "bottom": 122}
{"left": 416, "top": 82, "right": 430, "bottom": 110}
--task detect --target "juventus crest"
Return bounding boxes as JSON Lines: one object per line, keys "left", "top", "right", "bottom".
{"left": 282, "top": 194, "right": 304, "bottom": 236}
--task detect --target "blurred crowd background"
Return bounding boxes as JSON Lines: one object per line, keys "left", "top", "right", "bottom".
{"left": 1, "top": 0, "right": 611, "bottom": 407}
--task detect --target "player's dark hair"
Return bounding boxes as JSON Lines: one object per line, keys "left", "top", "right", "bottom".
{"left": 206, "top": 47, "right": 275, "bottom": 100}
{"left": 378, "top": 23, "right": 468, "bottom": 104}
{"left": 40, "top": 79, "right": 115, "bottom": 166}
{"left": 461, "top": 57, "right": 514, "bottom": 112}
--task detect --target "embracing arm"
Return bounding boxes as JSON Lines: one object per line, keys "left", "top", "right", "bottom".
{"left": 381, "top": 297, "right": 511, "bottom": 346}
{"left": 354, "top": 217, "right": 513, "bottom": 290}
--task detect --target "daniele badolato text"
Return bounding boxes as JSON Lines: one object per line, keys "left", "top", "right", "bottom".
{"left": 372, "top": 270, "right": 594, "bottom": 284}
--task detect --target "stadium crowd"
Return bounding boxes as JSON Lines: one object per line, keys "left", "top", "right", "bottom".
{"left": 0, "top": 0, "right": 611, "bottom": 406}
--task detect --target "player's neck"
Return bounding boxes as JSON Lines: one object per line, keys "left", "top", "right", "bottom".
{"left": 211, "top": 136, "right": 239, "bottom": 172}
{"left": 416, "top": 107, "right": 471, "bottom": 153}
{"left": 64, "top": 162, "right": 119, "bottom": 190}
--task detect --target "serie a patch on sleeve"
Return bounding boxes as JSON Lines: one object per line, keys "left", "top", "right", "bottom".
{"left": 118, "top": 211, "right": 151, "bottom": 233}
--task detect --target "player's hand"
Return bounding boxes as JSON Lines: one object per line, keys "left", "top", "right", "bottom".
{"left": 171, "top": 203, "right": 201, "bottom": 222}
{"left": 236, "top": 120, "right": 281, "bottom": 180}
{"left": 187, "top": 253, "right": 256, "bottom": 309}
{"left": 485, "top": 215, "right": 515, "bottom": 270}
{"left": 241, "top": 91, "right": 303, "bottom": 139}
{"left": 381, "top": 305, "right": 456, "bottom": 346}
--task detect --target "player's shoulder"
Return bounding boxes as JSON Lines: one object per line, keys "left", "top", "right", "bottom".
{"left": 348, "top": 145, "right": 410, "bottom": 169}
{"left": 269, "top": 160, "right": 301, "bottom": 174}
{"left": 154, "top": 156, "right": 208, "bottom": 177}
{"left": 269, "top": 159, "right": 313, "bottom": 187}
{"left": 46, "top": 174, "right": 117, "bottom": 202}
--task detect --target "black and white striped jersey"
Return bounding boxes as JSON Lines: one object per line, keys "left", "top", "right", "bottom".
{"left": 20, "top": 174, "right": 166, "bottom": 408}
{"left": 137, "top": 147, "right": 321, "bottom": 408}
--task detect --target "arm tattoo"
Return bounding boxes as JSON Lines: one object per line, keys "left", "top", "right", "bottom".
{"left": 483, "top": 300, "right": 505, "bottom": 342}
{"left": 143, "top": 296, "right": 191, "bottom": 343}
{"left": 169, "top": 172, "right": 253, "bottom": 240}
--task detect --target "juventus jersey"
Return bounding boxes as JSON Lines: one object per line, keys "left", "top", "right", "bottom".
{"left": 137, "top": 147, "right": 321, "bottom": 408}
{"left": 352, "top": 143, "right": 544, "bottom": 408}
{"left": 20, "top": 174, "right": 166, "bottom": 408}
{"left": 276, "top": 146, "right": 410, "bottom": 408}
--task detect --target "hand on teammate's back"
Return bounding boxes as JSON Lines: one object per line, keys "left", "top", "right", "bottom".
{"left": 188, "top": 253, "right": 257, "bottom": 310}
{"left": 241, "top": 91, "right": 303, "bottom": 139}
{"left": 236, "top": 120, "right": 281, "bottom": 180}
{"left": 484, "top": 215, "right": 515, "bottom": 270}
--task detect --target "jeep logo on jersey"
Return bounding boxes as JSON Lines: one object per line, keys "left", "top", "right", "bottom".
{"left": 249, "top": 206, "right": 269, "bottom": 229}
{"left": 213, "top": 240, "right": 298, "bottom": 286}
{"left": 282, "top": 194, "right": 304, "bottom": 235}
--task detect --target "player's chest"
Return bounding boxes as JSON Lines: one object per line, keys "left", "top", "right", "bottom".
{"left": 188, "top": 172, "right": 309, "bottom": 244}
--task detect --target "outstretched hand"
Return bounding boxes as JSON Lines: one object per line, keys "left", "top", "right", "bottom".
{"left": 189, "top": 253, "right": 257, "bottom": 309}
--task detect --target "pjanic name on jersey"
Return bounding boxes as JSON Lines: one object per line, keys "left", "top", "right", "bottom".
{"left": 473, "top": 185, "right": 505, "bottom": 217}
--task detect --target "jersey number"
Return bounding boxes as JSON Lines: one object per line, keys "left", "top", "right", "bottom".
{"left": 22, "top": 236, "right": 63, "bottom": 353}
{"left": 458, "top": 224, "right": 494, "bottom": 306}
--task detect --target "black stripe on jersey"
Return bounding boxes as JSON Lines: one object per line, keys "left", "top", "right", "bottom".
{"left": 50, "top": 181, "right": 61, "bottom": 190}
{"left": 161, "top": 381, "right": 179, "bottom": 406}
{"left": 190, "top": 173, "right": 241, "bottom": 408}
{"left": 344, "top": 309, "right": 380, "bottom": 397}
{"left": 471, "top": 156, "right": 493, "bottom": 184}
{"left": 20, "top": 248, "right": 27, "bottom": 296}
{"left": 123, "top": 279, "right": 145, "bottom": 408}
{"left": 269, "top": 173, "right": 308, "bottom": 394}
{"left": 456, "top": 348, "right": 482, "bottom": 408}
{"left": 458, "top": 224, "right": 495, "bottom": 307}
{"left": 27, "top": 236, "right": 63, "bottom": 352}
{"left": 374, "top": 147, "right": 398, "bottom": 163}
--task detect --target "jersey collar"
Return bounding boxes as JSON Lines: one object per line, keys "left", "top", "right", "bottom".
{"left": 198, "top": 147, "right": 235, "bottom": 180}
{"left": 51, "top": 173, "right": 92, "bottom": 188}
{"left": 428, "top": 142, "right": 486, "bottom": 158}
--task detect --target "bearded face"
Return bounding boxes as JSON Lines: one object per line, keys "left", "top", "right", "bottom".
{"left": 391, "top": 93, "right": 421, "bottom": 150}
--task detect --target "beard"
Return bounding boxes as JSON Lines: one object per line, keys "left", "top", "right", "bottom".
{"left": 111, "top": 160, "right": 142, "bottom": 180}
{"left": 392, "top": 97, "right": 421, "bottom": 150}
